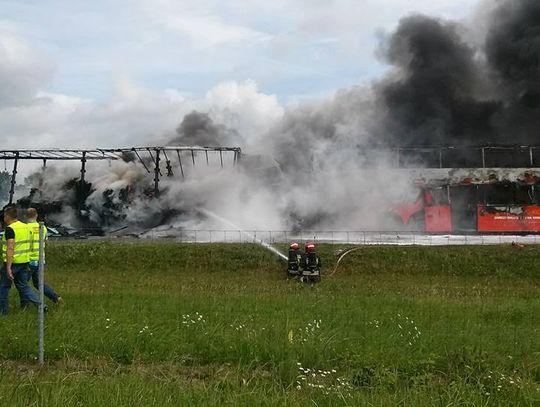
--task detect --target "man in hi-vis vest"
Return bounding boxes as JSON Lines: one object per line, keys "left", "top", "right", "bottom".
{"left": 23, "top": 207, "right": 60, "bottom": 307}
{"left": 0, "top": 206, "right": 42, "bottom": 315}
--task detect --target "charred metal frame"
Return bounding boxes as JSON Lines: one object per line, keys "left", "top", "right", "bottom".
{"left": 8, "top": 152, "right": 19, "bottom": 205}
{"left": 392, "top": 145, "right": 540, "bottom": 169}
{"left": 0, "top": 146, "right": 242, "bottom": 204}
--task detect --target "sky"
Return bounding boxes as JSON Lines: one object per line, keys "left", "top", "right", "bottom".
{"left": 0, "top": 0, "right": 480, "bottom": 149}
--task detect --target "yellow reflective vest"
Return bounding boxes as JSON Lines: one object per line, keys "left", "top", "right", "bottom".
{"left": 1, "top": 220, "right": 32, "bottom": 264}
{"left": 28, "top": 221, "right": 47, "bottom": 262}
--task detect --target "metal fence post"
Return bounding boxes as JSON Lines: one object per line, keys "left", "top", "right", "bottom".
{"left": 38, "top": 222, "right": 45, "bottom": 365}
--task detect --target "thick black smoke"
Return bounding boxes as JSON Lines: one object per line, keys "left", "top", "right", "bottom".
{"left": 266, "top": 0, "right": 540, "bottom": 177}
{"left": 170, "top": 111, "right": 242, "bottom": 146}
{"left": 485, "top": 0, "right": 540, "bottom": 141}
{"left": 378, "top": 15, "right": 500, "bottom": 146}
{"left": 377, "top": 0, "right": 540, "bottom": 147}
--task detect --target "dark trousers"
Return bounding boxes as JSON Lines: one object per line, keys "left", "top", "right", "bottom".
{"left": 0, "top": 263, "right": 41, "bottom": 314}
{"left": 21, "top": 264, "right": 58, "bottom": 307}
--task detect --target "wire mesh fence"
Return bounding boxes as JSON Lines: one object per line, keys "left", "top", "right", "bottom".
{"left": 57, "top": 229, "right": 540, "bottom": 246}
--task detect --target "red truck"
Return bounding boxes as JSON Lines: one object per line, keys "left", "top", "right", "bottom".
{"left": 392, "top": 179, "right": 540, "bottom": 233}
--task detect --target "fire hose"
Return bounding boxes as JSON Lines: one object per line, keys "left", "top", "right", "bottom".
{"left": 330, "top": 247, "right": 364, "bottom": 276}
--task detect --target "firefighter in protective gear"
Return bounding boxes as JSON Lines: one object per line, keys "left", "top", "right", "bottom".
{"left": 21, "top": 207, "right": 60, "bottom": 308}
{"left": 0, "top": 206, "right": 42, "bottom": 314}
{"left": 301, "top": 241, "right": 321, "bottom": 282}
{"left": 287, "top": 242, "right": 302, "bottom": 277}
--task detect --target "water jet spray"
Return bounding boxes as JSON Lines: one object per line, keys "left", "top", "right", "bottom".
{"left": 198, "top": 208, "right": 288, "bottom": 261}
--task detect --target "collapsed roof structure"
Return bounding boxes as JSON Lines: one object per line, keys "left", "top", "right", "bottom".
{"left": 0, "top": 146, "right": 242, "bottom": 205}
{"left": 0, "top": 146, "right": 242, "bottom": 237}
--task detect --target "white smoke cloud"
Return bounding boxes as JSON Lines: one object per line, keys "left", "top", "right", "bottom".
{"left": 205, "top": 79, "right": 284, "bottom": 149}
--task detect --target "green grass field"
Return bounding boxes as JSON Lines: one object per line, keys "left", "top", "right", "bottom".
{"left": 0, "top": 241, "right": 539, "bottom": 406}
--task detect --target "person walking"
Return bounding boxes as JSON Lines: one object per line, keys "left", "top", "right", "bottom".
{"left": 22, "top": 207, "right": 60, "bottom": 308}
{"left": 0, "top": 206, "right": 42, "bottom": 314}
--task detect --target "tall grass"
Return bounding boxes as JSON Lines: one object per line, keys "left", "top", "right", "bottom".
{"left": 0, "top": 242, "right": 539, "bottom": 405}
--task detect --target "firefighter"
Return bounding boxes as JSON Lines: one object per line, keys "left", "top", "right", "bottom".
{"left": 302, "top": 241, "right": 321, "bottom": 282}
{"left": 287, "top": 242, "right": 302, "bottom": 276}
{"left": 0, "top": 206, "right": 42, "bottom": 314}
{"left": 21, "top": 208, "right": 60, "bottom": 308}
